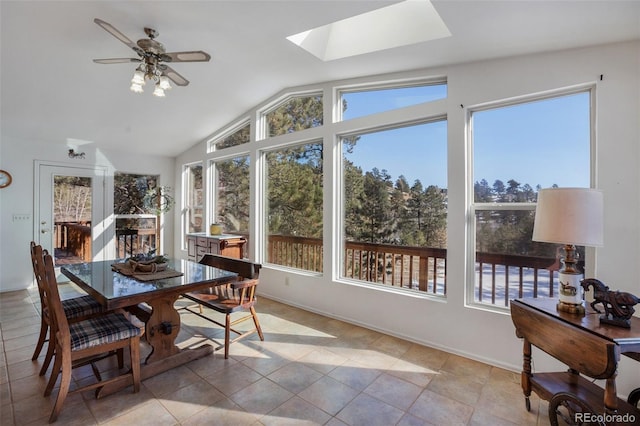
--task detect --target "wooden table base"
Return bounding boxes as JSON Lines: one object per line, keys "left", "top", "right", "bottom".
{"left": 96, "top": 293, "right": 213, "bottom": 398}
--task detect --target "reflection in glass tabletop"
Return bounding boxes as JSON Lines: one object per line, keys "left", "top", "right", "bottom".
{"left": 61, "top": 258, "right": 237, "bottom": 302}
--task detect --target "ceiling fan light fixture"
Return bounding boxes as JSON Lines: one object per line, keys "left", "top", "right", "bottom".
{"left": 131, "top": 70, "right": 145, "bottom": 85}
{"left": 130, "top": 82, "right": 144, "bottom": 93}
{"left": 159, "top": 75, "right": 172, "bottom": 90}
{"left": 152, "top": 83, "right": 165, "bottom": 97}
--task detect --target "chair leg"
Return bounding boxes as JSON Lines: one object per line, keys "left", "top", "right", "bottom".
{"left": 44, "top": 349, "right": 62, "bottom": 397}
{"left": 117, "top": 348, "right": 124, "bottom": 369}
{"left": 32, "top": 317, "right": 48, "bottom": 361}
{"left": 251, "top": 307, "right": 264, "bottom": 341}
{"left": 224, "top": 314, "right": 231, "bottom": 359}
{"left": 130, "top": 337, "right": 141, "bottom": 393}
{"left": 49, "top": 355, "right": 72, "bottom": 423}
{"left": 39, "top": 336, "right": 55, "bottom": 376}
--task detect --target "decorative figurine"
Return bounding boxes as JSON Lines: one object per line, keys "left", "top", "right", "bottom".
{"left": 581, "top": 278, "right": 639, "bottom": 328}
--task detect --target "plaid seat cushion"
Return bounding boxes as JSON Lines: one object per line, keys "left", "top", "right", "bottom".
{"left": 69, "top": 313, "right": 141, "bottom": 351}
{"left": 61, "top": 295, "right": 103, "bottom": 319}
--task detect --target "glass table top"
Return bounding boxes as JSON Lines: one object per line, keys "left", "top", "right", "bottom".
{"left": 61, "top": 258, "right": 237, "bottom": 301}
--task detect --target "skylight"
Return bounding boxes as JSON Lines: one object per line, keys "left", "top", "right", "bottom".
{"left": 287, "top": 0, "right": 451, "bottom": 61}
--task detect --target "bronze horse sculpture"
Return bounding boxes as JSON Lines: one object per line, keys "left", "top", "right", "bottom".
{"left": 581, "top": 278, "right": 639, "bottom": 328}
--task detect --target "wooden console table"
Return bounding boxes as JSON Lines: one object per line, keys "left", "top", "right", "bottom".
{"left": 186, "top": 233, "right": 246, "bottom": 261}
{"left": 510, "top": 298, "right": 640, "bottom": 423}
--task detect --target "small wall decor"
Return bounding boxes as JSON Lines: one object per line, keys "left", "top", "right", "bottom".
{"left": 581, "top": 278, "right": 640, "bottom": 328}
{"left": 68, "top": 149, "right": 85, "bottom": 159}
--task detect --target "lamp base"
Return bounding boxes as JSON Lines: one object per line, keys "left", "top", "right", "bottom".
{"left": 556, "top": 300, "right": 585, "bottom": 315}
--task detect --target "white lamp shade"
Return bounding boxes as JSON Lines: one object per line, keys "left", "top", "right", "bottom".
{"left": 532, "top": 187, "right": 604, "bottom": 247}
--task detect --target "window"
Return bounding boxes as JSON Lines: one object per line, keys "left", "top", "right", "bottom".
{"left": 265, "top": 142, "right": 323, "bottom": 272}
{"left": 114, "top": 173, "right": 166, "bottom": 257}
{"left": 183, "top": 163, "right": 204, "bottom": 242}
{"left": 264, "top": 93, "right": 323, "bottom": 138}
{"left": 470, "top": 90, "right": 592, "bottom": 308}
{"left": 211, "top": 122, "right": 250, "bottom": 151}
{"left": 339, "top": 82, "right": 447, "bottom": 121}
{"left": 341, "top": 120, "right": 447, "bottom": 294}
{"left": 213, "top": 155, "right": 250, "bottom": 236}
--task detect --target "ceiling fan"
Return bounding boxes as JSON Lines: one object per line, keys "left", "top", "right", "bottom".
{"left": 92, "top": 18, "right": 211, "bottom": 96}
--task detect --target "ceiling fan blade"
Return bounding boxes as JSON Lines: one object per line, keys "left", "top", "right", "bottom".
{"left": 93, "top": 58, "right": 140, "bottom": 64}
{"left": 162, "top": 66, "right": 190, "bottom": 86}
{"left": 160, "top": 51, "right": 211, "bottom": 63}
{"left": 94, "top": 18, "right": 138, "bottom": 51}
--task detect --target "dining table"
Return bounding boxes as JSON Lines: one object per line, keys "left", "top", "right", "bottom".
{"left": 60, "top": 257, "right": 238, "bottom": 396}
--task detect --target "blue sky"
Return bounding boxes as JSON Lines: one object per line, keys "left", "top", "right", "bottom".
{"left": 343, "top": 88, "right": 590, "bottom": 191}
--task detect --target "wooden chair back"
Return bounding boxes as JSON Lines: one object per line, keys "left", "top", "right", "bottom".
{"left": 197, "top": 254, "right": 261, "bottom": 309}
{"left": 40, "top": 252, "right": 71, "bottom": 350}
{"left": 198, "top": 253, "right": 261, "bottom": 280}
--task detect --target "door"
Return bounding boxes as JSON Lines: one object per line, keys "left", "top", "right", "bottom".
{"left": 35, "top": 162, "right": 108, "bottom": 266}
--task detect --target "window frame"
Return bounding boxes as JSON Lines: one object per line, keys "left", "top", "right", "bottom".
{"left": 181, "top": 162, "right": 204, "bottom": 250}
{"left": 335, "top": 77, "right": 447, "bottom": 123}
{"left": 257, "top": 90, "right": 324, "bottom": 141}
{"left": 336, "top": 115, "right": 448, "bottom": 297}
{"left": 260, "top": 137, "right": 325, "bottom": 274}
{"left": 466, "top": 84, "right": 597, "bottom": 312}
{"left": 207, "top": 119, "right": 251, "bottom": 153}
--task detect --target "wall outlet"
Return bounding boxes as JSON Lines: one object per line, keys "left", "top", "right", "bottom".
{"left": 12, "top": 214, "right": 31, "bottom": 222}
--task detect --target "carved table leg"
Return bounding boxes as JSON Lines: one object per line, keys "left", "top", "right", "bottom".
{"left": 145, "top": 294, "right": 181, "bottom": 364}
{"left": 522, "top": 338, "right": 532, "bottom": 411}
{"left": 604, "top": 372, "right": 618, "bottom": 415}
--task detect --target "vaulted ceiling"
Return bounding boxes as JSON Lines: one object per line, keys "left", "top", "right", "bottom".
{"left": 2, "top": 1, "right": 639, "bottom": 157}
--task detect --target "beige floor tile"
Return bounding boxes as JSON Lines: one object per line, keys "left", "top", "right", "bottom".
{"left": 229, "top": 377, "right": 293, "bottom": 415}
{"left": 143, "top": 365, "right": 202, "bottom": 398}
{"left": 441, "top": 354, "right": 493, "bottom": 385}
{"left": 396, "top": 412, "right": 435, "bottom": 426}
{"left": 158, "top": 379, "right": 225, "bottom": 422}
{"left": 363, "top": 373, "right": 423, "bottom": 411}
{"left": 84, "top": 384, "right": 155, "bottom": 424}
{"left": 267, "top": 362, "right": 323, "bottom": 393}
{"left": 297, "top": 347, "right": 346, "bottom": 375}
{"left": 203, "top": 361, "right": 262, "bottom": 396}
{"left": 0, "top": 403, "right": 15, "bottom": 425}
{"left": 426, "top": 370, "right": 484, "bottom": 406}
{"left": 337, "top": 392, "right": 405, "bottom": 426}
{"left": 1, "top": 290, "right": 544, "bottom": 426}
{"left": 386, "top": 357, "right": 437, "bottom": 388}
{"left": 261, "top": 395, "right": 331, "bottom": 425}
{"left": 240, "top": 352, "right": 290, "bottom": 376}
{"left": 181, "top": 396, "right": 259, "bottom": 426}
{"left": 1, "top": 323, "right": 42, "bottom": 341}
{"left": 101, "top": 399, "right": 177, "bottom": 426}
{"left": 408, "top": 388, "right": 474, "bottom": 425}
{"left": 327, "top": 359, "right": 382, "bottom": 391}
{"left": 297, "top": 376, "right": 359, "bottom": 416}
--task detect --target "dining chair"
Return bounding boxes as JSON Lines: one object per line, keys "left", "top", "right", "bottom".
{"left": 39, "top": 252, "right": 141, "bottom": 423}
{"left": 30, "top": 242, "right": 105, "bottom": 376}
{"left": 180, "top": 254, "right": 264, "bottom": 359}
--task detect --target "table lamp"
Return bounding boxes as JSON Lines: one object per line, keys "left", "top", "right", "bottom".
{"left": 532, "top": 188, "right": 604, "bottom": 314}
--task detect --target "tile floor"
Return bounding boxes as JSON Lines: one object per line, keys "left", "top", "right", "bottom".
{"left": 0, "top": 284, "right": 550, "bottom": 425}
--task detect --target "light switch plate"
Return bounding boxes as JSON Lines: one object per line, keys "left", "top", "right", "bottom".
{"left": 12, "top": 214, "right": 31, "bottom": 222}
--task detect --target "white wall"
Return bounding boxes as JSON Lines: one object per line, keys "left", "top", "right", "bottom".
{"left": 175, "top": 41, "right": 640, "bottom": 396}
{"left": 0, "top": 137, "right": 175, "bottom": 292}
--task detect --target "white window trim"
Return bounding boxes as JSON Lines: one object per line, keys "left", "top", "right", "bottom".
{"left": 465, "top": 84, "right": 597, "bottom": 313}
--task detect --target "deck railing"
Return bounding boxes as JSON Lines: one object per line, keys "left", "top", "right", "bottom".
{"left": 53, "top": 224, "right": 562, "bottom": 306}
{"left": 268, "top": 234, "right": 562, "bottom": 305}
{"left": 54, "top": 222, "right": 92, "bottom": 262}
